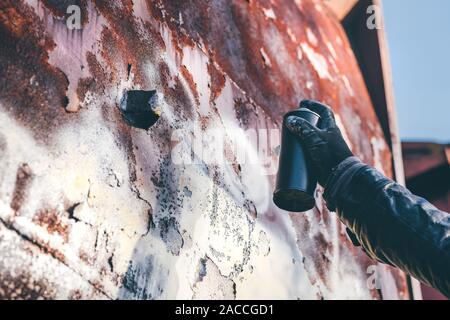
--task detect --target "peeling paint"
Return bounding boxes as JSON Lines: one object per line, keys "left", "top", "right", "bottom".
{"left": 301, "top": 42, "right": 333, "bottom": 81}
{"left": 0, "top": 0, "right": 408, "bottom": 300}
{"left": 262, "top": 7, "right": 277, "bottom": 20}
{"left": 259, "top": 47, "right": 272, "bottom": 68}
{"left": 306, "top": 28, "right": 319, "bottom": 47}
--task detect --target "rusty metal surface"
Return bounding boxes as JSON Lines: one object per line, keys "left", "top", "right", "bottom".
{"left": 402, "top": 142, "right": 450, "bottom": 180}
{"left": 0, "top": 0, "right": 409, "bottom": 299}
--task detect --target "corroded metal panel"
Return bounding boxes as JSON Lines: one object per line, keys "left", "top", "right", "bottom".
{"left": 0, "top": 0, "right": 408, "bottom": 299}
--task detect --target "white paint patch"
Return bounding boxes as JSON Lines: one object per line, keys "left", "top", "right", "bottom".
{"left": 326, "top": 41, "right": 338, "bottom": 61}
{"left": 294, "top": 0, "right": 303, "bottom": 9}
{"left": 192, "top": 258, "right": 235, "bottom": 299}
{"left": 297, "top": 47, "right": 303, "bottom": 61}
{"left": 287, "top": 27, "right": 297, "bottom": 43}
{"left": 0, "top": 107, "right": 150, "bottom": 297}
{"left": 300, "top": 42, "right": 332, "bottom": 80}
{"left": 342, "top": 75, "right": 354, "bottom": 97}
{"left": 370, "top": 137, "right": 387, "bottom": 175}
{"left": 181, "top": 45, "right": 211, "bottom": 116}
{"left": 0, "top": 221, "right": 108, "bottom": 299}
{"left": 262, "top": 7, "right": 277, "bottom": 20}
{"left": 377, "top": 264, "right": 402, "bottom": 300}
{"left": 160, "top": 25, "right": 200, "bottom": 113}
{"left": 179, "top": 12, "right": 184, "bottom": 25}
{"left": 306, "top": 28, "right": 318, "bottom": 47}
{"left": 290, "top": 208, "right": 372, "bottom": 299}
{"left": 260, "top": 47, "right": 272, "bottom": 68}
{"left": 262, "top": 27, "right": 303, "bottom": 85}
{"left": 132, "top": 0, "right": 151, "bottom": 22}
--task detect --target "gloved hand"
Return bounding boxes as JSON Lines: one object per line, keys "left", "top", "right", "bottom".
{"left": 285, "top": 100, "right": 353, "bottom": 186}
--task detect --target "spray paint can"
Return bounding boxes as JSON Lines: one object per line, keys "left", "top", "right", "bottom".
{"left": 273, "top": 107, "right": 321, "bottom": 212}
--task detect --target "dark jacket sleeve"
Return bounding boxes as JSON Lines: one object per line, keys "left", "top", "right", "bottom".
{"left": 323, "top": 157, "right": 450, "bottom": 298}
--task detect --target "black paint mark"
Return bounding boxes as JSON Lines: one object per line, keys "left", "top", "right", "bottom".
{"left": 119, "top": 90, "right": 161, "bottom": 130}
{"left": 10, "top": 164, "right": 33, "bottom": 212}
{"left": 67, "top": 202, "right": 81, "bottom": 222}
{"left": 107, "top": 255, "right": 114, "bottom": 273}
{"left": 127, "top": 63, "right": 132, "bottom": 80}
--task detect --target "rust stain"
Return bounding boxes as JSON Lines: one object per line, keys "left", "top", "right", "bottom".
{"left": 78, "top": 250, "right": 95, "bottom": 266}
{"left": 180, "top": 65, "right": 200, "bottom": 105}
{"left": 0, "top": 272, "right": 55, "bottom": 300}
{"left": 76, "top": 51, "right": 109, "bottom": 101}
{"left": 0, "top": 0, "right": 70, "bottom": 142}
{"left": 32, "top": 207, "right": 70, "bottom": 242}
{"left": 208, "top": 62, "right": 226, "bottom": 104}
{"left": 68, "top": 289, "right": 83, "bottom": 300}
{"left": 0, "top": 0, "right": 406, "bottom": 299}
{"left": 10, "top": 164, "right": 33, "bottom": 213}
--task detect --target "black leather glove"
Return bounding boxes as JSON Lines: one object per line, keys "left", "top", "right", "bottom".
{"left": 285, "top": 100, "right": 353, "bottom": 186}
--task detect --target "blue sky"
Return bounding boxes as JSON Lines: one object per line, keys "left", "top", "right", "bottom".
{"left": 382, "top": 0, "right": 450, "bottom": 143}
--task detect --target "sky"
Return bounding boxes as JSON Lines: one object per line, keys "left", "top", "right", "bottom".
{"left": 382, "top": 0, "right": 450, "bottom": 143}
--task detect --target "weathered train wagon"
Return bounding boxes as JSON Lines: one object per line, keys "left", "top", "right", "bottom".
{"left": 0, "top": 0, "right": 412, "bottom": 299}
